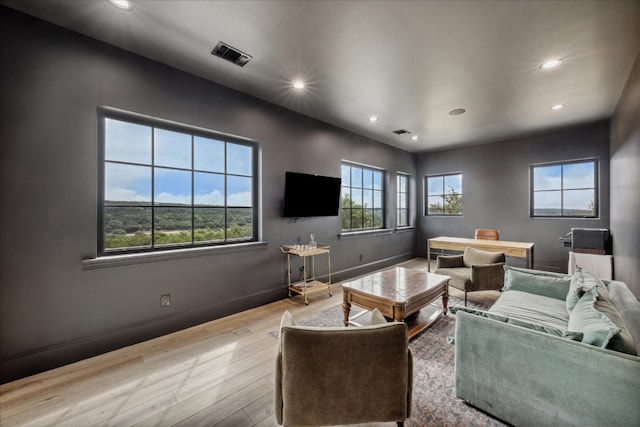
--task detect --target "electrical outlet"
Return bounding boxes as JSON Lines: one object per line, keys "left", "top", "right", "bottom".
{"left": 161, "top": 294, "right": 171, "bottom": 307}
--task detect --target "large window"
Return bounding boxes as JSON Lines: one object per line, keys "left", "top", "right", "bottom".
{"left": 99, "top": 110, "right": 257, "bottom": 254}
{"left": 341, "top": 163, "right": 384, "bottom": 231}
{"left": 397, "top": 173, "right": 410, "bottom": 227}
{"left": 425, "top": 173, "right": 462, "bottom": 215}
{"left": 531, "top": 159, "right": 598, "bottom": 217}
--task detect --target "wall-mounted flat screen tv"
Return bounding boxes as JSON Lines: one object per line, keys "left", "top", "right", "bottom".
{"left": 283, "top": 172, "right": 341, "bottom": 217}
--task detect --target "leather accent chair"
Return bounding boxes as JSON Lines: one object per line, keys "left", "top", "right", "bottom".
{"left": 435, "top": 247, "right": 505, "bottom": 306}
{"left": 274, "top": 311, "right": 412, "bottom": 426}
{"left": 474, "top": 228, "right": 500, "bottom": 240}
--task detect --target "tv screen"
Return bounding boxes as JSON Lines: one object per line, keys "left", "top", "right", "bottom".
{"left": 283, "top": 172, "right": 341, "bottom": 217}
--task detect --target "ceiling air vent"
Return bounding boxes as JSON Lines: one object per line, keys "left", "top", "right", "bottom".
{"left": 211, "top": 41, "right": 252, "bottom": 67}
{"left": 392, "top": 129, "right": 411, "bottom": 135}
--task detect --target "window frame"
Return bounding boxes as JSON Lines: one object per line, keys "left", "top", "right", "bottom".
{"left": 341, "top": 162, "right": 386, "bottom": 232}
{"left": 396, "top": 173, "right": 410, "bottom": 227}
{"left": 424, "top": 172, "right": 463, "bottom": 216}
{"left": 530, "top": 158, "right": 599, "bottom": 218}
{"left": 97, "top": 107, "right": 259, "bottom": 256}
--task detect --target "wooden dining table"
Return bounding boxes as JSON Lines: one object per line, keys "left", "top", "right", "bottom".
{"left": 427, "top": 236, "right": 534, "bottom": 271}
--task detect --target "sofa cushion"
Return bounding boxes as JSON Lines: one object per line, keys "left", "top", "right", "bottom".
{"left": 502, "top": 266, "right": 572, "bottom": 301}
{"left": 463, "top": 247, "right": 505, "bottom": 267}
{"left": 489, "top": 290, "right": 569, "bottom": 330}
{"left": 566, "top": 267, "right": 611, "bottom": 314}
{"left": 453, "top": 306, "right": 583, "bottom": 340}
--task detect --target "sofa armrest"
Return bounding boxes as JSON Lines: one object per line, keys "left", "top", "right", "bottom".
{"left": 469, "top": 263, "right": 504, "bottom": 291}
{"left": 455, "top": 311, "right": 640, "bottom": 426}
{"left": 436, "top": 254, "right": 464, "bottom": 269}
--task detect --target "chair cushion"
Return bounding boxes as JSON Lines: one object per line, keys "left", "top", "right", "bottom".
{"left": 434, "top": 266, "right": 471, "bottom": 291}
{"left": 463, "top": 247, "right": 505, "bottom": 267}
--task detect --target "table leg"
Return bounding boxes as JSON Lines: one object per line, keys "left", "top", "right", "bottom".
{"left": 442, "top": 282, "right": 449, "bottom": 316}
{"left": 427, "top": 240, "right": 431, "bottom": 272}
{"left": 342, "top": 291, "right": 351, "bottom": 327}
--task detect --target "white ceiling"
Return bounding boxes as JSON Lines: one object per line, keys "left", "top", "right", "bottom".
{"left": 3, "top": 0, "right": 639, "bottom": 152}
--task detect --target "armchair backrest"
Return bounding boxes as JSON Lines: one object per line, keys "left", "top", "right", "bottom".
{"left": 275, "top": 314, "right": 412, "bottom": 426}
{"left": 463, "top": 246, "right": 505, "bottom": 267}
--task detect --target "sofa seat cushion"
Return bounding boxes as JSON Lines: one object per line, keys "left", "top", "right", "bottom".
{"left": 489, "top": 290, "right": 569, "bottom": 330}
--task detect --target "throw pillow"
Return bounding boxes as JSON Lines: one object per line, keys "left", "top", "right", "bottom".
{"left": 568, "top": 288, "right": 620, "bottom": 349}
{"left": 566, "top": 266, "right": 611, "bottom": 314}
{"left": 503, "top": 266, "right": 572, "bottom": 301}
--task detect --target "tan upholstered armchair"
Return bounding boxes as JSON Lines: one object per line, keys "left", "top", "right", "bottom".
{"left": 274, "top": 311, "right": 412, "bottom": 426}
{"left": 434, "top": 246, "right": 505, "bottom": 306}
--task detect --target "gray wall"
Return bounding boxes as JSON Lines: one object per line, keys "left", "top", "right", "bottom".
{"left": 0, "top": 8, "right": 417, "bottom": 382}
{"left": 417, "top": 121, "right": 611, "bottom": 273}
{"left": 611, "top": 52, "right": 640, "bottom": 297}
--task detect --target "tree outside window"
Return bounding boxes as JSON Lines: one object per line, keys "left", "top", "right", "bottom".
{"left": 426, "top": 173, "right": 462, "bottom": 215}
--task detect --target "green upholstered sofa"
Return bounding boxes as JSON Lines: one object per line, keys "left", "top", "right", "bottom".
{"left": 454, "top": 266, "right": 640, "bottom": 426}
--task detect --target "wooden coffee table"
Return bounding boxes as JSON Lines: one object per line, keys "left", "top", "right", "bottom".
{"left": 342, "top": 267, "right": 450, "bottom": 338}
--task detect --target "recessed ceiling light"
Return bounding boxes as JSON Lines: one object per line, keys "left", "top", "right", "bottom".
{"left": 550, "top": 104, "right": 565, "bottom": 110}
{"left": 449, "top": 108, "right": 466, "bottom": 116}
{"left": 368, "top": 116, "right": 378, "bottom": 122}
{"left": 411, "top": 135, "right": 419, "bottom": 141}
{"left": 107, "top": 0, "right": 134, "bottom": 11}
{"left": 293, "top": 81, "right": 305, "bottom": 90}
{"left": 540, "top": 59, "right": 562, "bottom": 69}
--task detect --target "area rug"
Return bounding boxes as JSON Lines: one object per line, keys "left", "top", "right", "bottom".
{"left": 275, "top": 297, "right": 507, "bottom": 427}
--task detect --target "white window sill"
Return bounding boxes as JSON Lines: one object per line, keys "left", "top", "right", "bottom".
{"left": 339, "top": 229, "right": 394, "bottom": 240}
{"left": 82, "top": 241, "right": 269, "bottom": 270}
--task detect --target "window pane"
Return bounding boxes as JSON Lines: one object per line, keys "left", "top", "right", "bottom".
{"left": 351, "top": 188, "right": 363, "bottom": 206}
{"left": 194, "top": 172, "right": 224, "bottom": 206}
{"left": 533, "top": 191, "right": 561, "bottom": 216}
{"left": 427, "top": 196, "right": 444, "bottom": 214}
{"left": 363, "top": 169, "right": 373, "bottom": 188}
{"left": 105, "top": 119, "right": 151, "bottom": 164}
{"left": 194, "top": 207, "right": 225, "bottom": 242}
{"left": 341, "top": 208, "right": 351, "bottom": 229}
{"left": 104, "top": 206, "right": 152, "bottom": 250}
{"left": 194, "top": 136, "right": 224, "bottom": 172}
{"left": 563, "top": 189, "right": 595, "bottom": 216}
{"left": 227, "top": 143, "right": 252, "bottom": 176}
{"left": 227, "top": 175, "right": 252, "bottom": 207}
{"left": 105, "top": 163, "right": 151, "bottom": 203}
{"left": 154, "top": 168, "right": 192, "bottom": 206}
{"left": 341, "top": 187, "right": 352, "bottom": 207}
{"left": 373, "top": 190, "right": 382, "bottom": 209}
{"left": 398, "top": 193, "right": 406, "bottom": 208}
{"left": 228, "top": 207, "right": 253, "bottom": 240}
{"left": 351, "top": 208, "right": 363, "bottom": 228}
{"left": 341, "top": 165, "right": 351, "bottom": 187}
{"left": 373, "top": 171, "right": 383, "bottom": 190}
{"left": 351, "top": 167, "right": 363, "bottom": 188}
{"left": 363, "top": 209, "right": 373, "bottom": 228}
{"left": 363, "top": 189, "right": 372, "bottom": 208}
{"left": 398, "top": 209, "right": 407, "bottom": 226}
{"left": 427, "top": 177, "right": 443, "bottom": 195}
{"left": 533, "top": 165, "right": 561, "bottom": 191}
{"left": 444, "top": 174, "right": 462, "bottom": 194}
{"left": 563, "top": 162, "right": 594, "bottom": 189}
{"left": 154, "top": 207, "right": 192, "bottom": 245}
{"left": 155, "top": 128, "right": 191, "bottom": 169}
{"left": 373, "top": 209, "right": 383, "bottom": 227}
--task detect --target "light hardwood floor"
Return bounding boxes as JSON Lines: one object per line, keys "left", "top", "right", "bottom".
{"left": 0, "top": 258, "right": 497, "bottom": 427}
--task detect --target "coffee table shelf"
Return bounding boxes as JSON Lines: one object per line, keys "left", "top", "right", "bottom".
{"left": 281, "top": 245, "right": 332, "bottom": 305}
